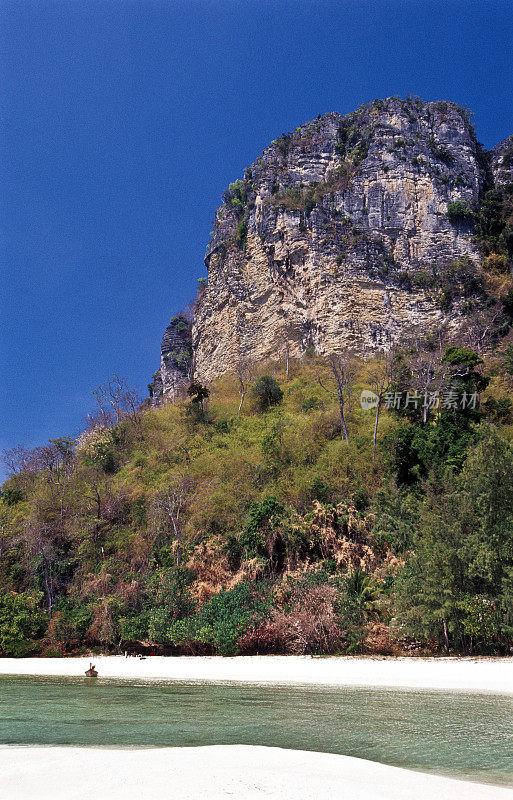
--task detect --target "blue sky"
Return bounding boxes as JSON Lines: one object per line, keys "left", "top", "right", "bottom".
{"left": 1, "top": 0, "right": 512, "bottom": 480}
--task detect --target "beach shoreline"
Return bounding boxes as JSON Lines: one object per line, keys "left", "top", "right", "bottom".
{"left": 1, "top": 654, "right": 512, "bottom": 693}
{"left": 1, "top": 744, "right": 511, "bottom": 800}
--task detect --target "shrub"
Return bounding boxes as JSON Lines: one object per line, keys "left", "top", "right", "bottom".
{"left": 436, "top": 257, "right": 483, "bottom": 306}
{"left": 434, "top": 145, "right": 452, "bottom": 163}
{"left": 352, "top": 487, "right": 369, "bottom": 511}
{"left": 238, "top": 619, "right": 289, "bottom": 654}
{"left": 275, "top": 134, "right": 291, "bottom": 157}
{"left": 187, "top": 382, "right": 209, "bottom": 407}
{"left": 301, "top": 395, "right": 321, "bottom": 413}
{"left": 274, "top": 187, "right": 304, "bottom": 210}
{"left": 86, "top": 441, "right": 118, "bottom": 473}
{"left": 335, "top": 121, "right": 371, "bottom": 167}
{"left": 505, "top": 228, "right": 513, "bottom": 257}
{"left": 250, "top": 376, "right": 283, "bottom": 412}
{"left": 309, "top": 477, "right": 331, "bottom": 503}
{"left": 411, "top": 270, "right": 435, "bottom": 289}
{"left": 447, "top": 201, "right": 474, "bottom": 224}
{"left": 1, "top": 488, "right": 23, "bottom": 505}
{"left": 396, "top": 271, "right": 411, "bottom": 290}
{"left": 304, "top": 190, "right": 316, "bottom": 214}
{"left": 483, "top": 396, "right": 512, "bottom": 423}
{"left": 235, "top": 219, "right": 247, "bottom": 247}
{"left": 503, "top": 344, "right": 513, "bottom": 374}
{"left": 502, "top": 289, "right": 513, "bottom": 317}
{"left": 119, "top": 610, "right": 150, "bottom": 643}
{"left": 261, "top": 422, "right": 287, "bottom": 475}
{"left": 223, "top": 179, "right": 248, "bottom": 213}
{"left": 174, "top": 583, "right": 271, "bottom": 656}
{"left": 145, "top": 567, "right": 197, "bottom": 643}
{"left": 240, "top": 497, "right": 287, "bottom": 562}
{"left": 0, "top": 592, "right": 46, "bottom": 656}
{"left": 476, "top": 184, "right": 513, "bottom": 254}
{"left": 483, "top": 253, "right": 509, "bottom": 273}
{"left": 437, "top": 288, "right": 453, "bottom": 310}
{"left": 352, "top": 138, "right": 370, "bottom": 166}
{"left": 46, "top": 601, "right": 95, "bottom": 651}
{"left": 272, "top": 581, "right": 343, "bottom": 654}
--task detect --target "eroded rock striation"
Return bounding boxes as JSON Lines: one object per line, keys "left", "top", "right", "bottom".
{"left": 154, "top": 97, "right": 511, "bottom": 394}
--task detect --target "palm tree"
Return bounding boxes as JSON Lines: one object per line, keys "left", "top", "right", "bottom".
{"left": 344, "top": 567, "right": 381, "bottom": 619}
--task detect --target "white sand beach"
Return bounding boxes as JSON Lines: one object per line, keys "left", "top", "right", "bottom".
{"left": 0, "top": 654, "right": 512, "bottom": 693}
{"left": 1, "top": 744, "right": 511, "bottom": 800}
{"left": 2, "top": 657, "right": 512, "bottom": 798}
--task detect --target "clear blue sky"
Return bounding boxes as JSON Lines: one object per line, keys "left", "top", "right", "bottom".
{"left": 1, "top": 0, "right": 512, "bottom": 480}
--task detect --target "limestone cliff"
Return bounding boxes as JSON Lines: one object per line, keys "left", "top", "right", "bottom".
{"left": 492, "top": 135, "right": 513, "bottom": 186}
{"left": 155, "top": 97, "right": 511, "bottom": 394}
{"left": 150, "top": 314, "right": 192, "bottom": 402}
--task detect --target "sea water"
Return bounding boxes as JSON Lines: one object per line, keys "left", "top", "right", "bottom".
{"left": 0, "top": 676, "right": 512, "bottom": 786}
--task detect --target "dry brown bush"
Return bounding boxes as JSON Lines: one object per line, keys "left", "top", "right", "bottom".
{"left": 238, "top": 620, "right": 289, "bottom": 654}
{"left": 117, "top": 579, "right": 141, "bottom": 605}
{"left": 272, "top": 583, "right": 343, "bottom": 654}
{"left": 43, "top": 612, "right": 74, "bottom": 654}
{"left": 186, "top": 538, "right": 232, "bottom": 598}
{"left": 80, "top": 568, "right": 114, "bottom": 599}
{"left": 86, "top": 598, "right": 116, "bottom": 645}
{"left": 305, "top": 501, "right": 385, "bottom": 573}
{"left": 362, "top": 622, "right": 401, "bottom": 656}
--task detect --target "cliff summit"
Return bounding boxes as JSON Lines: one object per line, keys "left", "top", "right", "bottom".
{"left": 154, "top": 97, "right": 513, "bottom": 396}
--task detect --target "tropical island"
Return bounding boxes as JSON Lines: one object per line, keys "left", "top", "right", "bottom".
{"left": 2, "top": 97, "right": 513, "bottom": 664}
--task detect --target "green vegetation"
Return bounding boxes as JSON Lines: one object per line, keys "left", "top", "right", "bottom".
{"left": 477, "top": 183, "right": 513, "bottom": 260}
{"left": 397, "top": 426, "right": 513, "bottom": 653}
{"left": 335, "top": 120, "right": 372, "bottom": 165}
{"left": 275, "top": 133, "right": 292, "bottom": 158}
{"left": 428, "top": 137, "right": 452, "bottom": 164}
{"left": 222, "top": 177, "right": 254, "bottom": 249}
{"left": 447, "top": 200, "right": 475, "bottom": 224}
{"left": 389, "top": 257, "right": 484, "bottom": 308}
{"left": 2, "top": 342, "right": 513, "bottom": 658}
{"left": 250, "top": 375, "right": 283, "bottom": 412}
{"left": 0, "top": 592, "right": 45, "bottom": 656}
{"left": 271, "top": 166, "right": 354, "bottom": 216}
{"left": 435, "top": 256, "right": 484, "bottom": 309}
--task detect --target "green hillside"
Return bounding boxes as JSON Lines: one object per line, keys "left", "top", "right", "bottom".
{"left": 2, "top": 342, "right": 513, "bottom": 658}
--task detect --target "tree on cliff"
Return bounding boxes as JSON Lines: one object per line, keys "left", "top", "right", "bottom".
{"left": 187, "top": 382, "right": 209, "bottom": 409}
{"left": 92, "top": 375, "right": 143, "bottom": 439}
{"left": 234, "top": 357, "right": 256, "bottom": 415}
{"left": 318, "top": 353, "right": 356, "bottom": 441}
{"left": 366, "top": 346, "right": 398, "bottom": 458}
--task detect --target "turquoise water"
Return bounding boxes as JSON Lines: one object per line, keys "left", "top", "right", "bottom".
{"left": 0, "top": 676, "right": 512, "bottom": 786}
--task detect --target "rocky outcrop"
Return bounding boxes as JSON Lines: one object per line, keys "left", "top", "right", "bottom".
{"left": 492, "top": 135, "right": 513, "bottom": 186}
{"left": 152, "top": 97, "right": 512, "bottom": 392}
{"left": 150, "top": 314, "right": 192, "bottom": 402}
{"left": 192, "top": 97, "right": 493, "bottom": 382}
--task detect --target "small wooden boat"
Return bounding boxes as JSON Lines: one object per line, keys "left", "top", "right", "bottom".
{"left": 85, "top": 663, "right": 98, "bottom": 677}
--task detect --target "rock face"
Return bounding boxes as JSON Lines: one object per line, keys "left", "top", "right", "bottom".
{"left": 150, "top": 314, "right": 192, "bottom": 402}
{"left": 191, "top": 97, "right": 492, "bottom": 382}
{"left": 492, "top": 135, "right": 513, "bottom": 186}
{"left": 154, "top": 97, "right": 511, "bottom": 395}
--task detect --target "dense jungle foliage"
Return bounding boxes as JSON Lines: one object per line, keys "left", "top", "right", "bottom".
{"left": 2, "top": 337, "right": 513, "bottom": 658}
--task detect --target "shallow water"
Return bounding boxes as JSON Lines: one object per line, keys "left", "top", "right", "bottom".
{"left": 0, "top": 676, "right": 512, "bottom": 786}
